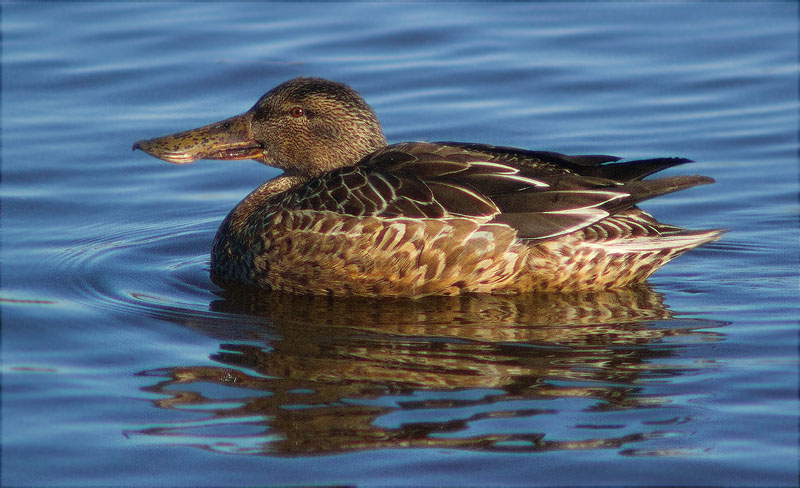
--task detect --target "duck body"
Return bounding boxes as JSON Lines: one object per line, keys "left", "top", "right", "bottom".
{"left": 134, "top": 77, "right": 721, "bottom": 297}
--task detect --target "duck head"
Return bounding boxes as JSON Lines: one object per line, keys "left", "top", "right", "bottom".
{"left": 133, "top": 77, "right": 388, "bottom": 177}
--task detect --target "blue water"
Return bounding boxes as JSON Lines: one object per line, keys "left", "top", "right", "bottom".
{"left": 3, "top": 2, "right": 798, "bottom": 486}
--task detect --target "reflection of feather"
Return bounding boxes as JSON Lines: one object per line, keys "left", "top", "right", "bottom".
{"left": 132, "top": 285, "right": 726, "bottom": 457}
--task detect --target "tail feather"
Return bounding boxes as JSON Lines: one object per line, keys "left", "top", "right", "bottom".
{"left": 568, "top": 157, "right": 695, "bottom": 181}
{"left": 583, "top": 228, "right": 724, "bottom": 254}
{"left": 621, "top": 175, "right": 715, "bottom": 207}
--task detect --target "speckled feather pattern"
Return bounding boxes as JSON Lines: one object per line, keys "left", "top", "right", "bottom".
{"left": 210, "top": 142, "right": 721, "bottom": 297}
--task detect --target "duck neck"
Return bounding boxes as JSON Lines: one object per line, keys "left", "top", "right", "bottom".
{"left": 256, "top": 174, "right": 308, "bottom": 198}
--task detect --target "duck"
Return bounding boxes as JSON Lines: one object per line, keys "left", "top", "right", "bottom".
{"left": 133, "top": 77, "right": 722, "bottom": 298}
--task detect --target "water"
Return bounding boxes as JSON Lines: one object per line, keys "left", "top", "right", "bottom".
{"left": 2, "top": 2, "right": 798, "bottom": 486}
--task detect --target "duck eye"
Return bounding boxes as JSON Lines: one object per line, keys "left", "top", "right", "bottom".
{"left": 289, "top": 107, "right": 304, "bottom": 118}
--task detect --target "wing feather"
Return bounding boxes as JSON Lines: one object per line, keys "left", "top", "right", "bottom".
{"left": 277, "top": 142, "right": 708, "bottom": 242}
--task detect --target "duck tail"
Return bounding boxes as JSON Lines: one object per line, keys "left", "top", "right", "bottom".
{"left": 620, "top": 174, "right": 715, "bottom": 208}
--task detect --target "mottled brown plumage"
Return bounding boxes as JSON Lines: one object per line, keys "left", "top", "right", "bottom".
{"left": 134, "top": 77, "right": 722, "bottom": 297}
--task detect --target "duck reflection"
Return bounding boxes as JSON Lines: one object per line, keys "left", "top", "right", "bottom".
{"left": 135, "top": 285, "right": 724, "bottom": 456}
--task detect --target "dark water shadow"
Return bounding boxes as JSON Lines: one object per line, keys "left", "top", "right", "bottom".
{"left": 132, "top": 285, "right": 726, "bottom": 456}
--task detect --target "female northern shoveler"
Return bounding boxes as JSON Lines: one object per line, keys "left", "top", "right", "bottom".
{"left": 133, "top": 77, "right": 721, "bottom": 297}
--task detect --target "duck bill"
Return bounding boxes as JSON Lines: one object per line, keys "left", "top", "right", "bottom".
{"left": 132, "top": 112, "right": 265, "bottom": 164}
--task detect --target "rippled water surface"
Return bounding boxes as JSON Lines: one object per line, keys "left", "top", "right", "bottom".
{"left": 3, "top": 3, "right": 798, "bottom": 486}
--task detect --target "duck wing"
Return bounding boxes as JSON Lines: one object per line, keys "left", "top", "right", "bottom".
{"left": 280, "top": 142, "right": 713, "bottom": 241}
{"left": 444, "top": 142, "right": 693, "bottom": 181}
